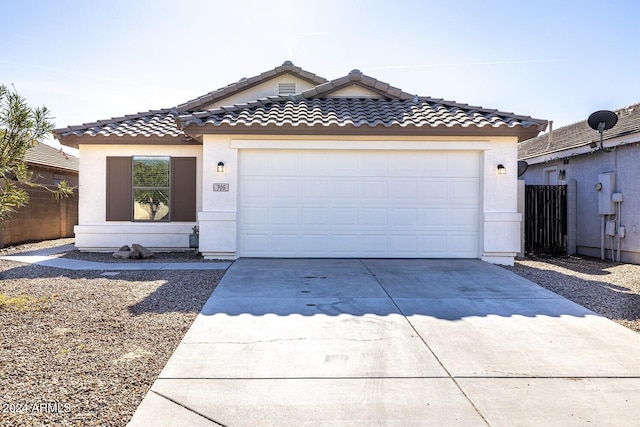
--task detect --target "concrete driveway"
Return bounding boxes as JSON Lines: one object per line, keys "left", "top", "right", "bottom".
{"left": 129, "top": 259, "right": 640, "bottom": 426}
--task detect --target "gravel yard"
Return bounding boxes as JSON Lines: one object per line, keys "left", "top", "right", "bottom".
{"left": 505, "top": 255, "right": 640, "bottom": 333}
{"left": 0, "top": 239, "right": 225, "bottom": 426}
{"left": 1, "top": 239, "right": 639, "bottom": 426}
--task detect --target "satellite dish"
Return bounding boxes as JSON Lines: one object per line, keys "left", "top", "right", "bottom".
{"left": 588, "top": 110, "right": 618, "bottom": 150}
{"left": 517, "top": 160, "right": 528, "bottom": 177}
{"left": 588, "top": 110, "right": 618, "bottom": 131}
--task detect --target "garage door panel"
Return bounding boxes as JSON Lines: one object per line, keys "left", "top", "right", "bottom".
{"left": 239, "top": 149, "right": 480, "bottom": 258}
{"left": 421, "top": 209, "right": 448, "bottom": 226}
{"left": 420, "top": 180, "right": 447, "bottom": 200}
{"left": 242, "top": 179, "right": 268, "bottom": 198}
{"left": 243, "top": 207, "right": 269, "bottom": 225}
{"left": 271, "top": 234, "right": 298, "bottom": 253}
{"left": 390, "top": 153, "right": 419, "bottom": 175}
{"left": 391, "top": 208, "right": 418, "bottom": 226}
{"left": 363, "top": 208, "right": 387, "bottom": 226}
{"left": 302, "top": 235, "right": 328, "bottom": 254}
{"left": 449, "top": 180, "right": 480, "bottom": 203}
{"left": 451, "top": 234, "right": 479, "bottom": 255}
{"left": 360, "top": 154, "right": 387, "bottom": 174}
{"left": 331, "top": 180, "right": 358, "bottom": 199}
{"left": 362, "top": 181, "right": 387, "bottom": 199}
{"left": 302, "top": 207, "right": 328, "bottom": 225}
{"left": 330, "top": 235, "right": 359, "bottom": 254}
{"left": 391, "top": 235, "right": 418, "bottom": 254}
{"left": 421, "top": 234, "right": 448, "bottom": 256}
{"left": 271, "top": 153, "right": 299, "bottom": 175}
{"left": 450, "top": 208, "right": 478, "bottom": 227}
{"left": 330, "top": 208, "right": 358, "bottom": 225}
{"left": 301, "top": 180, "right": 328, "bottom": 201}
{"left": 242, "top": 234, "right": 268, "bottom": 253}
{"left": 448, "top": 153, "right": 480, "bottom": 177}
{"left": 391, "top": 180, "right": 419, "bottom": 200}
{"left": 271, "top": 180, "right": 298, "bottom": 200}
{"left": 361, "top": 234, "right": 388, "bottom": 254}
{"left": 271, "top": 208, "right": 298, "bottom": 225}
{"left": 421, "top": 153, "right": 448, "bottom": 176}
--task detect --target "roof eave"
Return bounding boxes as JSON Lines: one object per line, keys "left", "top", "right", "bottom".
{"left": 55, "top": 134, "right": 202, "bottom": 148}
{"left": 182, "top": 122, "right": 542, "bottom": 140}
{"left": 25, "top": 161, "right": 79, "bottom": 174}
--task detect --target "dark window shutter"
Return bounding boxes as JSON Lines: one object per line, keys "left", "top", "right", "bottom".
{"left": 171, "top": 157, "right": 196, "bottom": 222}
{"left": 106, "top": 157, "right": 133, "bottom": 221}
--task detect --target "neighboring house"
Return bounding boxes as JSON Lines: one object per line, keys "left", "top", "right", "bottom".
{"left": 1, "top": 143, "right": 79, "bottom": 247}
{"left": 519, "top": 102, "right": 640, "bottom": 263}
{"left": 54, "top": 61, "right": 546, "bottom": 265}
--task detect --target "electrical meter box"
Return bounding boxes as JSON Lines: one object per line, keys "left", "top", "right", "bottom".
{"left": 597, "top": 172, "right": 616, "bottom": 215}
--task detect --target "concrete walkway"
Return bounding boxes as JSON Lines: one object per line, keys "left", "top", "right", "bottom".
{"left": 0, "top": 245, "right": 231, "bottom": 270}
{"left": 128, "top": 258, "right": 640, "bottom": 426}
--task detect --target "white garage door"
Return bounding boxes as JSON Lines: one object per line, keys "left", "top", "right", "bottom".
{"left": 238, "top": 149, "right": 480, "bottom": 258}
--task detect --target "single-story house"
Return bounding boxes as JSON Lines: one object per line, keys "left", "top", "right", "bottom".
{"left": 54, "top": 61, "right": 546, "bottom": 265}
{"left": 1, "top": 143, "right": 79, "bottom": 247}
{"left": 518, "top": 102, "right": 640, "bottom": 263}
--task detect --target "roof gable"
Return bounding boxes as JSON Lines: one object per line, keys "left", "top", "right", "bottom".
{"left": 519, "top": 102, "right": 640, "bottom": 161}
{"left": 298, "top": 69, "right": 412, "bottom": 101}
{"left": 176, "top": 61, "right": 327, "bottom": 113}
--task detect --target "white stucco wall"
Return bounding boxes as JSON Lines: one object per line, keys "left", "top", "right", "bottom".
{"left": 481, "top": 139, "right": 522, "bottom": 264}
{"left": 74, "top": 144, "right": 202, "bottom": 251}
{"left": 198, "top": 135, "right": 521, "bottom": 264}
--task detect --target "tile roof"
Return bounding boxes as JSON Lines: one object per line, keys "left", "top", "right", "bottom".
{"left": 54, "top": 62, "right": 547, "bottom": 142}
{"left": 519, "top": 102, "right": 640, "bottom": 160}
{"left": 177, "top": 97, "right": 545, "bottom": 133}
{"left": 24, "top": 142, "right": 79, "bottom": 172}
{"left": 54, "top": 108, "right": 179, "bottom": 138}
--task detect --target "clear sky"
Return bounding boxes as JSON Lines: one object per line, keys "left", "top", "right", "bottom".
{"left": 2, "top": 0, "right": 639, "bottom": 152}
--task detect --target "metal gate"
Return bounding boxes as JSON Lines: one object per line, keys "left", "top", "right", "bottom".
{"left": 524, "top": 185, "right": 567, "bottom": 254}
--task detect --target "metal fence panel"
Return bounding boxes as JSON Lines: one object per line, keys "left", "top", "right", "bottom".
{"left": 524, "top": 185, "right": 567, "bottom": 254}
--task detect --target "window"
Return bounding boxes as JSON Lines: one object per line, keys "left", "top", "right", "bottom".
{"left": 133, "top": 156, "right": 170, "bottom": 221}
{"left": 106, "top": 156, "right": 196, "bottom": 222}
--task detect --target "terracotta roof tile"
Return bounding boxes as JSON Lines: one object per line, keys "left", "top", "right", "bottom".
{"left": 519, "top": 102, "right": 640, "bottom": 159}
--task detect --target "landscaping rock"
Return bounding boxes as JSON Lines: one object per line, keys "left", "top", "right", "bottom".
{"left": 132, "top": 243, "right": 156, "bottom": 259}
{"left": 119, "top": 245, "right": 130, "bottom": 251}
{"left": 112, "top": 250, "right": 132, "bottom": 259}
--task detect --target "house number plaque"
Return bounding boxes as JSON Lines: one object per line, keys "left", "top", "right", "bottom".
{"left": 213, "top": 183, "right": 230, "bottom": 192}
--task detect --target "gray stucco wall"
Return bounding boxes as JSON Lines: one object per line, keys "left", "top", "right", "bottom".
{"left": 521, "top": 144, "right": 640, "bottom": 263}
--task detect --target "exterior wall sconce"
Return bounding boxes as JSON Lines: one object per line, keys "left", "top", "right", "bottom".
{"left": 217, "top": 162, "right": 225, "bottom": 173}
{"left": 497, "top": 164, "right": 506, "bottom": 175}
{"left": 558, "top": 169, "right": 566, "bottom": 180}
